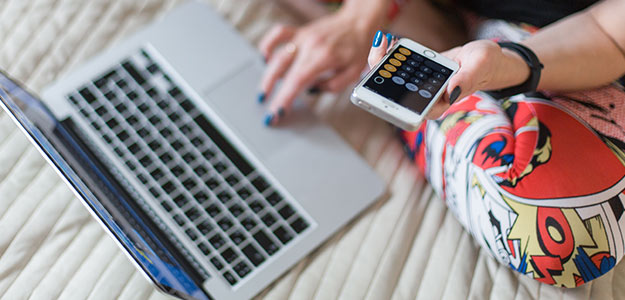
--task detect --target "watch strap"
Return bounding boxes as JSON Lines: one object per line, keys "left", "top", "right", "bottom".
{"left": 486, "top": 42, "right": 543, "bottom": 99}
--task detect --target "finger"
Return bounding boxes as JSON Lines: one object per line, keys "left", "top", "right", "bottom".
{"left": 265, "top": 56, "right": 333, "bottom": 124}
{"left": 425, "top": 100, "right": 450, "bottom": 120}
{"left": 445, "top": 56, "right": 482, "bottom": 104}
{"left": 259, "top": 47, "right": 296, "bottom": 101}
{"left": 317, "top": 65, "right": 362, "bottom": 93}
{"left": 258, "top": 24, "right": 296, "bottom": 61}
{"left": 368, "top": 30, "right": 388, "bottom": 68}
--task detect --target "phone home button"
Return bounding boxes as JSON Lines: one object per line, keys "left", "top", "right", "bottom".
{"left": 423, "top": 50, "right": 436, "bottom": 58}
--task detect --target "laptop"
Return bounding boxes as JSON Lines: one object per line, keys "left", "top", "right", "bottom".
{"left": 0, "top": 1, "right": 384, "bottom": 300}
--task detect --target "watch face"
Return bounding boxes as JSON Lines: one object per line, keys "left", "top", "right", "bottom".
{"left": 363, "top": 46, "right": 452, "bottom": 114}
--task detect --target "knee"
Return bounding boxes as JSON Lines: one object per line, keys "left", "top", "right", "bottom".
{"left": 507, "top": 206, "right": 618, "bottom": 287}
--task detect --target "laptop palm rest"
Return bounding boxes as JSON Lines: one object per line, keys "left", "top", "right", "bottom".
{"left": 201, "top": 60, "right": 384, "bottom": 225}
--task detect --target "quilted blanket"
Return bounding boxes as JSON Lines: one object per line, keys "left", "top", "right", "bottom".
{"left": 1, "top": 0, "right": 624, "bottom": 299}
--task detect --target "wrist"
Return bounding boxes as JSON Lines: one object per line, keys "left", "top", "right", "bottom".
{"left": 492, "top": 47, "right": 532, "bottom": 90}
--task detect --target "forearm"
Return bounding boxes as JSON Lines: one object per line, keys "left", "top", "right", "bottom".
{"left": 522, "top": 0, "right": 625, "bottom": 91}
{"left": 341, "top": 0, "right": 393, "bottom": 33}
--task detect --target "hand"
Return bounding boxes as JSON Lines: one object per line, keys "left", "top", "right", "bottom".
{"left": 367, "top": 38, "right": 531, "bottom": 119}
{"left": 258, "top": 9, "right": 383, "bottom": 125}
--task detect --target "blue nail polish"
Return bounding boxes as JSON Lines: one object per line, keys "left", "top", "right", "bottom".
{"left": 386, "top": 33, "right": 393, "bottom": 47}
{"left": 278, "top": 107, "right": 285, "bottom": 118}
{"left": 372, "top": 30, "right": 383, "bottom": 47}
{"left": 257, "top": 93, "right": 265, "bottom": 103}
{"left": 263, "top": 113, "right": 274, "bottom": 126}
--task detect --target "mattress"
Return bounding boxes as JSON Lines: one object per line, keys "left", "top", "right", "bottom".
{"left": 0, "top": 0, "right": 624, "bottom": 299}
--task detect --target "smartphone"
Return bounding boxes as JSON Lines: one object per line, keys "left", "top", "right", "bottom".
{"left": 351, "top": 38, "right": 459, "bottom": 131}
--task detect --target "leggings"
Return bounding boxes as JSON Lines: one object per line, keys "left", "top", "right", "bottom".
{"left": 399, "top": 90, "right": 625, "bottom": 287}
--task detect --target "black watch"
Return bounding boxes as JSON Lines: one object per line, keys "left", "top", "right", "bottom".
{"left": 486, "top": 42, "right": 544, "bottom": 99}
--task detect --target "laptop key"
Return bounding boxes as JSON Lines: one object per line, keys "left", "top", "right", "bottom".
{"left": 233, "top": 261, "right": 251, "bottom": 278}
{"left": 228, "top": 204, "right": 244, "bottom": 217}
{"left": 194, "top": 191, "right": 209, "bottom": 203}
{"left": 173, "top": 214, "right": 186, "bottom": 226}
{"left": 160, "top": 201, "right": 173, "bottom": 212}
{"left": 248, "top": 200, "right": 264, "bottom": 213}
{"left": 214, "top": 162, "right": 227, "bottom": 173}
{"left": 185, "top": 228, "right": 198, "bottom": 241}
{"left": 220, "top": 247, "right": 238, "bottom": 264}
{"left": 122, "top": 61, "right": 146, "bottom": 85}
{"left": 197, "top": 221, "right": 213, "bottom": 235}
{"left": 251, "top": 176, "right": 269, "bottom": 193}
{"left": 194, "top": 166, "right": 208, "bottom": 177}
{"left": 217, "top": 191, "right": 232, "bottom": 203}
{"left": 253, "top": 230, "right": 279, "bottom": 255}
{"left": 210, "top": 257, "right": 224, "bottom": 270}
{"left": 147, "top": 140, "right": 161, "bottom": 152}
{"left": 217, "top": 217, "right": 234, "bottom": 231}
{"left": 241, "top": 217, "right": 257, "bottom": 231}
{"left": 173, "top": 194, "right": 188, "bottom": 208}
{"left": 171, "top": 165, "right": 185, "bottom": 177}
{"left": 205, "top": 204, "right": 221, "bottom": 217}
{"left": 209, "top": 234, "right": 226, "bottom": 249}
{"left": 168, "top": 87, "right": 182, "bottom": 98}
{"left": 198, "top": 242, "right": 211, "bottom": 256}
{"left": 273, "top": 226, "right": 293, "bottom": 244}
{"left": 150, "top": 168, "right": 164, "bottom": 181}
{"left": 182, "top": 178, "right": 196, "bottom": 190}
{"left": 236, "top": 187, "right": 251, "bottom": 199}
{"left": 148, "top": 187, "right": 160, "bottom": 198}
{"left": 137, "top": 173, "right": 149, "bottom": 184}
{"left": 261, "top": 213, "right": 277, "bottom": 227}
{"left": 184, "top": 207, "right": 201, "bottom": 222}
{"left": 205, "top": 177, "right": 219, "bottom": 189}
{"left": 242, "top": 244, "right": 265, "bottom": 267}
{"left": 222, "top": 271, "right": 237, "bottom": 286}
{"left": 79, "top": 87, "right": 96, "bottom": 103}
{"left": 229, "top": 230, "right": 245, "bottom": 245}
{"left": 225, "top": 174, "right": 239, "bottom": 186}
{"left": 278, "top": 204, "right": 295, "bottom": 220}
{"left": 266, "top": 191, "right": 283, "bottom": 206}
{"left": 290, "top": 217, "right": 309, "bottom": 234}
{"left": 162, "top": 181, "right": 175, "bottom": 194}
{"left": 182, "top": 152, "right": 196, "bottom": 163}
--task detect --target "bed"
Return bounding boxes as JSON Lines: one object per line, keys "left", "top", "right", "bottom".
{"left": 0, "top": 0, "right": 624, "bottom": 299}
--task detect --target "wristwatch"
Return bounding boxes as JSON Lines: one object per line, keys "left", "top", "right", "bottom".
{"left": 486, "top": 42, "right": 544, "bottom": 99}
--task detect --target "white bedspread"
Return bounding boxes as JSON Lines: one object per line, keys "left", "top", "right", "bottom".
{"left": 1, "top": 0, "right": 624, "bottom": 299}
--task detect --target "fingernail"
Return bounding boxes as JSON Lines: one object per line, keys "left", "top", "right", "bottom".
{"left": 263, "top": 113, "right": 274, "bottom": 126}
{"left": 449, "top": 86, "right": 461, "bottom": 104}
{"left": 308, "top": 86, "right": 321, "bottom": 94}
{"left": 277, "top": 107, "right": 285, "bottom": 118}
{"left": 372, "top": 30, "right": 383, "bottom": 47}
{"left": 257, "top": 92, "right": 265, "bottom": 103}
{"left": 386, "top": 33, "right": 393, "bottom": 48}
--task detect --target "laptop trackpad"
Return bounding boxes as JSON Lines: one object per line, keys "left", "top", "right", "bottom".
{"left": 200, "top": 61, "right": 335, "bottom": 163}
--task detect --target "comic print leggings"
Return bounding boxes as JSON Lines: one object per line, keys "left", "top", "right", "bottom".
{"left": 399, "top": 86, "right": 625, "bottom": 287}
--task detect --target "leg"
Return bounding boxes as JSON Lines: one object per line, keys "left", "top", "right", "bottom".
{"left": 400, "top": 92, "right": 625, "bottom": 287}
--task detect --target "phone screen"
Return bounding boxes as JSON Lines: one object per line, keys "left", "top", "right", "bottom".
{"left": 363, "top": 46, "right": 452, "bottom": 114}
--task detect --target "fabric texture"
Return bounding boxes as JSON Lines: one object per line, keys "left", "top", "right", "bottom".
{"left": 1, "top": 0, "right": 625, "bottom": 299}
{"left": 401, "top": 92, "right": 625, "bottom": 288}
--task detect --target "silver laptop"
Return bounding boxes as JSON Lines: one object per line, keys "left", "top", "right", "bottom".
{"left": 0, "top": 1, "right": 384, "bottom": 300}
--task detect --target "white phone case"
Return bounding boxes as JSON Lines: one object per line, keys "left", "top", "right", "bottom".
{"left": 351, "top": 38, "right": 459, "bottom": 131}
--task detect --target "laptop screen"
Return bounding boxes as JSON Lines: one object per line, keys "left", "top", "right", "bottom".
{"left": 0, "top": 71, "right": 209, "bottom": 300}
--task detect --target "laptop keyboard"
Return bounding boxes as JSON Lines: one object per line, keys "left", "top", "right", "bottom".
{"left": 66, "top": 48, "right": 310, "bottom": 286}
